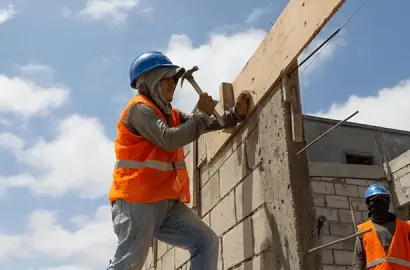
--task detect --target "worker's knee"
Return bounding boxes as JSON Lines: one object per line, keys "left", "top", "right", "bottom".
{"left": 199, "top": 226, "right": 219, "bottom": 252}
{"left": 208, "top": 229, "right": 219, "bottom": 249}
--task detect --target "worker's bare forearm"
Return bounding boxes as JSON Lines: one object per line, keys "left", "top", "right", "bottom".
{"left": 125, "top": 103, "right": 212, "bottom": 152}
{"left": 179, "top": 107, "right": 245, "bottom": 133}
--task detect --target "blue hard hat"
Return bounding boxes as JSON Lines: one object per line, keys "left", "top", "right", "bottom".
{"left": 364, "top": 184, "right": 389, "bottom": 200}
{"left": 129, "top": 51, "right": 180, "bottom": 89}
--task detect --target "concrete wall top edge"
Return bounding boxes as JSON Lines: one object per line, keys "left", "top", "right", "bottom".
{"left": 388, "top": 149, "right": 410, "bottom": 173}
{"left": 304, "top": 115, "right": 410, "bottom": 136}
{"left": 308, "top": 162, "right": 386, "bottom": 179}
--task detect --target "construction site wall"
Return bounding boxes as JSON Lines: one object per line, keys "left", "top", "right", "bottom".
{"left": 308, "top": 162, "right": 392, "bottom": 269}
{"left": 142, "top": 83, "right": 319, "bottom": 270}
{"left": 388, "top": 149, "right": 410, "bottom": 212}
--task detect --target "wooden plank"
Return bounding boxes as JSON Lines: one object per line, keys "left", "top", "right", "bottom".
{"left": 220, "top": 82, "right": 236, "bottom": 134}
{"left": 205, "top": 0, "right": 346, "bottom": 160}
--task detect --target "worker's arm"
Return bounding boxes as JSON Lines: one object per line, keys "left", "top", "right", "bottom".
{"left": 179, "top": 106, "right": 245, "bottom": 132}
{"left": 353, "top": 236, "right": 366, "bottom": 270}
{"left": 125, "top": 103, "right": 213, "bottom": 152}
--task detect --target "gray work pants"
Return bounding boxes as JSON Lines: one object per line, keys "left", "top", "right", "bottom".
{"left": 106, "top": 199, "right": 219, "bottom": 270}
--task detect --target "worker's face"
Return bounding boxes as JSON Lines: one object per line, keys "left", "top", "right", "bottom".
{"left": 159, "top": 77, "right": 176, "bottom": 103}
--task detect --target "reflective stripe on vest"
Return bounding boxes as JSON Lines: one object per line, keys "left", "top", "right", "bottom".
{"left": 115, "top": 160, "right": 186, "bottom": 171}
{"left": 367, "top": 257, "right": 410, "bottom": 268}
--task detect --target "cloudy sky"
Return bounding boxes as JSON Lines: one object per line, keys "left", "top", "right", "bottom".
{"left": 0, "top": 0, "right": 409, "bottom": 269}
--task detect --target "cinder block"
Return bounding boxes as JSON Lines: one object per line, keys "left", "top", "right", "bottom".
{"left": 235, "top": 168, "right": 266, "bottom": 221}
{"left": 357, "top": 186, "right": 367, "bottom": 198}
{"left": 321, "top": 249, "right": 334, "bottom": 264}
{"left": 322, "top": 234, "right": 343, "bottom": 250}
{"left": 201, "top": 172, "right": 220, "bottom": 215}
{"left": 334, "top": 184, "right": 358, "bottom": 197}
{"left": 208, "top": 141, "right": 233, "bottom": 178}
{"left": 157, "top": 257, "right": 162, "bottom": 270}
{"left": 349, "top": 198, "right": 367, "bottom": 211}
{"left": 334, "top": 250, "right": 354, "bottom": 265}
{"left": 161, "top": 248, "right": 175, "bottom": 270}
{"left": 243, "top": 253, "right": 264, "bottom": 269}
{"left": 145, "top": 247, "right": 154, "bottom": 269}
{"left": 203, "top": 213, "right": 211, "bottom": 227}
{"left": 252, "top": 207, "right": 272, "bottom": 254}
{"left": 158, "top": 240, "right": 168, "bottom": 258}
{"left": 345, "top": 178, "right": 369, "bottom": 186}
{"left": 326, "top": 195, "right": 349, "bottom": 209}
{"left": 218, "top": 238, "right": 223, "bottom": 270}
{"left": 322, "top": 265, "right": 347, "bottom": 270}
{"left": 311, "top": 181, "right": 335, "bottom": 195}
{"left": 219, "top": 144, "right": 247, "bottom": 197}
{"left": 321, "top": 234, "right": 354, "bottom": 251}
{"left": 210, "top": 192, "right": 236, "bottom": 236}
{"left": 399, "top": 172, "right": 410, "bottom": 189}
{"left": 198, "top": 134, "right": 206, "bottom": 166}
{"left": 395, "top": 165, "right": 410, "bottom": 180}
{"left": 329, "top": 222, "right": 354, "bottom": 237}
{"left": 200, "top": 163, "right": 209, "bottom": 188}
{"left": 338, "top": 209, "right": 363, "bottom": 224}
{"left": 243, "top": 127, "right": 261, "bottom": 170}
{"left": 174, "top": 247, "right": 190, "bottom": 269}
{"left": 314, "top": 193, "right": 327, "bottom": 207}
{"left": 222, "top": 218, "right": 253, "bottom": 269}
{"left": 316, "top": 207, "right": 339, "bottom": 221}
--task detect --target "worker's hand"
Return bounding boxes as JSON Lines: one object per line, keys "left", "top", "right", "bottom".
{"left": 235, "top": 91, "right": 252, "bottom": 117}
{"left": 198, "top": 93, "right": 216, "bottom": 116}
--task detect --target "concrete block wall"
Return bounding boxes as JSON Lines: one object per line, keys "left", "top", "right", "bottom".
{"left": 388, "top": 149, "right": 410, "bottom": 210}
{"left": 142, "top": 83, "right": 319, "bottom": 270}
{"left": 308, "top": 162, "right": 391, "bottom": 270}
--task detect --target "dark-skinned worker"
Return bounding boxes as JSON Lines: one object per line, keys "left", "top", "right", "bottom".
{"left": 354, "top": 183, "right": 410, "bottom": 270}
{"left": 106, "top": 51, "right": 251, "bottom": 270}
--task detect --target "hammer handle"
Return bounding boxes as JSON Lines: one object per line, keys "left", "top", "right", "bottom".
{"left": 190, "top": 80, "right": 225, "bottom": 126}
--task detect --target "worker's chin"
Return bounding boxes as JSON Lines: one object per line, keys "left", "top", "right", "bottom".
{"left": 165, "top": 93, "right": 174, "bottom": 103}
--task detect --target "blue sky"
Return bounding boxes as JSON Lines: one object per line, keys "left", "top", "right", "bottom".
{"left": 0, "top": 0, "right": 409, "bottom": 269}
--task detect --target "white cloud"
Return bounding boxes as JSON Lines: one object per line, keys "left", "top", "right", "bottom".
{"left": 140, "top": 6, "right": 153, "bottom": 14}
{"left": 165, "top": 28, "right": 266, "bottom": 113}
{"left": 0, "top": 65, "right": 69, "bottom": 117}
{"left": 0, "top": 132, "right": 25, "bottom": 150}
{"left": 312, "top": 79, "right": 410, "bottom": 131}
{"left": 245, "top": 8, "right": 268, "bottom": 24}
{"left": 78, "top": 0, "right": 139, "bottom": 24}
{"left": 0, "top": 4, "right": 16, "bottom": 24}
{"left": 0, "top": 114, "right": 115, "bottom": 199}
{"left": 17, "top": 63, "right": 56, "bottom": 86}
{"left": 0, "top": 205, "right": 116, "bottom": 269}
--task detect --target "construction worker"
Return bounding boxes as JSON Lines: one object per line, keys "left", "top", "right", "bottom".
{"left": 354, "top": 183, "right": 410, "bottom": 269}
{"left": 106, "top": 51, "right": 251, "bottom": 270}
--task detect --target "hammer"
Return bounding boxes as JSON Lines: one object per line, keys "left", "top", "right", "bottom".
{"left": 181, "top": 66, "right": 225, "bottom": 126}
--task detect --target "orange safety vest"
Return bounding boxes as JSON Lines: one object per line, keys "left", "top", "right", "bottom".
{"left": 108, "top": 94, "right": 191, "bottom": 204}
{"left": 357, "top": 219, "right": 410, "bottom": 269}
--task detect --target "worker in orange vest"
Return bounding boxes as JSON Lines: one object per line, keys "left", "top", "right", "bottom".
{"left": 354, "top": 184, "right": 410, "bottom": 269}
{"left": 106, "top": 52, "right": 251, "bottom": 270}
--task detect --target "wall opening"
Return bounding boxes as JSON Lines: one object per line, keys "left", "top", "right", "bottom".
{"left": 345, "top": 153, "right": 374, "bottom": 165}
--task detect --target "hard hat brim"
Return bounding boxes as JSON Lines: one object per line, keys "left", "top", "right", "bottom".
{"left": 130, "top": 63, "right": 180, "bottom": 89}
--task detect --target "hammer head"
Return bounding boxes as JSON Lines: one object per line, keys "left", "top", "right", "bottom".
{"left": 180, "top": 66, "right": 199, "bottom": 88}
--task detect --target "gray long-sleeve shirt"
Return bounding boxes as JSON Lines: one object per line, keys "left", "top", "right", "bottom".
{"left": 123, "top": 102, "right": 244, "bottom": 152}
{"left": 354, "top": 216, "right": 410, "bottom": 270}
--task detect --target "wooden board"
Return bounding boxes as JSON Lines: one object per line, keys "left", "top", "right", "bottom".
{"left": 206, "top": 0, "right": 346, "bottom": 161}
